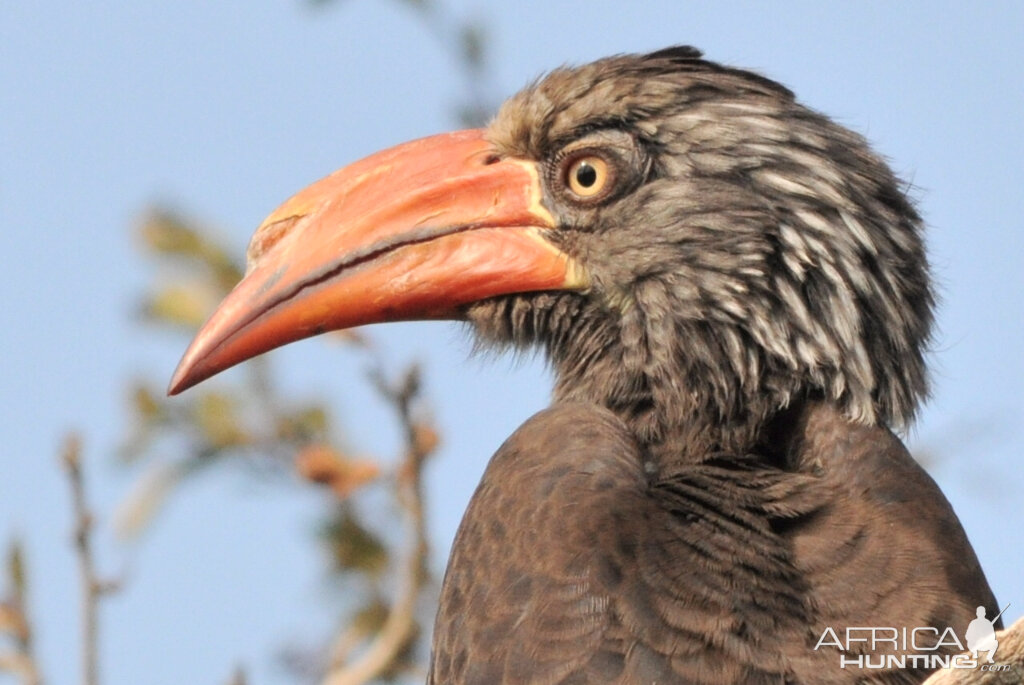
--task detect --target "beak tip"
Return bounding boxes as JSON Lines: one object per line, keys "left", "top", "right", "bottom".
{"left": 167, "top": 344, "right": 214, "bottom": 396}
{"left": 166, "top": 365, "right": 193, "bottom": 397}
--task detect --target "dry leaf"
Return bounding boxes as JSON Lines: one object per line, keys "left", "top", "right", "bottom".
{"left": 412, "top": 422, "right": 440, "bottom": 456}
{"left": 0, "top": 602, "right": 28, "bottom": 643}
{"left": 295, "top": 445, "right": 379, "bottom": 498}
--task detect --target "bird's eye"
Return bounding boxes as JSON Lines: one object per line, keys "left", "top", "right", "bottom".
{"left": 565, "top": 155, "right": 611, "bottom": 199}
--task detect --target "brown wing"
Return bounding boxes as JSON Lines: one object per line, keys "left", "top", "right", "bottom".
{"left": 428, "top": 402, "right": 998, "bottom": 685}
{"left": 429, "top": 402, "right": 634, "bottom": 685}
{"left": 775, "top": 403, "right": 1000, "bottom": 684}
{"left": 428, "top": 403, "right": 822, "bottom": 685}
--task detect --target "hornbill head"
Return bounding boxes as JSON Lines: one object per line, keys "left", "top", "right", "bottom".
{"left": 170, "top": 46, "right": 932, "bottom": 462}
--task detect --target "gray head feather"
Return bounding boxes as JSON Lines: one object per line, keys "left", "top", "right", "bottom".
{"left": 467, "top": 47, "right": 933, "bottom": 463}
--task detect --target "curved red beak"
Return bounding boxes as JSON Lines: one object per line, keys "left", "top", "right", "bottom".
{"left": 168, "top": 129, "right": 586, "bottom": 395}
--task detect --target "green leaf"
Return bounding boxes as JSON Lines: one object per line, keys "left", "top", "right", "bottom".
{"left": 276, "top": 405, "right": 329, "bottom": 443}
{"left": 132, "top": 382, "right": 163, "bottom": 422}
{"left": 137, "top": 208, "right": 243, "bottom": 293}
{"left": 193, "top": 392, "right": 248, "bottom": 449}
{"left": 141, "top": 283, "right": 216, "bottom": 330}
{"left": 5, "top": 539, "right": 25, "bottom": 599}
{"left": 320, "top": 506, "right": 388, "bottom": 578}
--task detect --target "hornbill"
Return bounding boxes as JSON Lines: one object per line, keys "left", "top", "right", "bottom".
{"left": 170, "top": 47, "right": 998, "bottom": 683}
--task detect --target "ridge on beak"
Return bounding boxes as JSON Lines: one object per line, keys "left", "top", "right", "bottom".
{"left": 169, "top": 129, "right": 587, "bottom": 395}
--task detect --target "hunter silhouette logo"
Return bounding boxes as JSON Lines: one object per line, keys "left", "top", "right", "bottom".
{"left": 813, "top": 603, "right": 1011, "bottom": 672}
{"left": 965, "top": 606, "right": 1001, "bottom": 663}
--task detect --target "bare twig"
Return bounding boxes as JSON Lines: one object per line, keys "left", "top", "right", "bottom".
{"left": 61, "top": 434, "right": 114, "bottom": 685}
{"left": 321, "top": 365, "right": 434, "bottom": 685}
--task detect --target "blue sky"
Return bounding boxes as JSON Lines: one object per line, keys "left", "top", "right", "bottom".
{"left": 2, "top": 2, "right": 1022, "bottom": 683}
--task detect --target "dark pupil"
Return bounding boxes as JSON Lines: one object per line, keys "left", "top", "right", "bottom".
{"left": 575, "top": 162, "right": 597, "bottom": 188}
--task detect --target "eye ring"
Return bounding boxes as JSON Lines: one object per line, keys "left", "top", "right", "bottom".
{"left": 563, "top": 153, "right": 613, "bottom": 201}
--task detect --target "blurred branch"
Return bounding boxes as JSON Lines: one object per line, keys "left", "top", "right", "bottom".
{"left": 0, "top": 540, "right": 42, "bottom": 685}
{"left": 118, "top": 1, "right": 492, "bottom": 681}
{"left": 62, "top": 434, "right": 118, "bottom": 685}
{"left": 130, "top": 206, "right": 436, "bottom": 682}
{"left": 321, "top": 365, "right": 434, "bottom": 685}
{"left": 223, "top": 665, "right": 248, "bottom": 685}
{"left": 119, "top": 207, "right": 366, "bottom": 539}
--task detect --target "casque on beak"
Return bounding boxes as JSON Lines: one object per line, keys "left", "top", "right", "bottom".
{"left": 168, "top": 129, "right": 586, "bottom": 395}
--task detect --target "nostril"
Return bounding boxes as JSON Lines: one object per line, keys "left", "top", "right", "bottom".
{"left": 246, "top": 215, "right": 301, "bottom": 272}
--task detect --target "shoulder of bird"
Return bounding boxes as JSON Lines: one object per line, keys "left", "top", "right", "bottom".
{"left": 429, "top": 402, "right": 995, "bottom": 685}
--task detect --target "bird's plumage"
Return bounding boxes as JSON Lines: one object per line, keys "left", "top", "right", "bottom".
{"left": 170, "top": 46, "right": 998, "bottom": 685}
{"left": 430, "top": 401, "right": 995, "bottom": 685}
{"left": 472, "top": 46, "right": 932, "bottom": 467}
{"left": 445, "top": 47, "right": 994, "bottom": 683}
